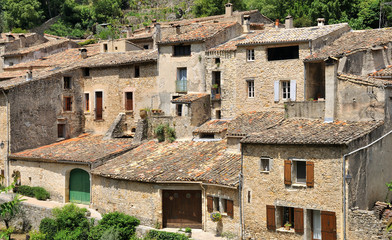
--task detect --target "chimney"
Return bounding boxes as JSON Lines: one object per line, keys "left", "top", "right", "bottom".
{"left": 324, "top": 57, "right": 338, "bottom": 123}
{"left": 175, "top": 25, "right": 181, "bottom": 35}
{"left": 6, "top": 34, "right": 14, "bottom": 42}
{"left": 285, "top": 15, "right": 294, "bottom": 29}
{"left": 126, "top": 25, "right": 133, "bottom": 38}
{"left": 317, "top": 18, "right": 325, "bottom": 26}
{"left": 26, "top": 70, "right": 32, "bottom": 81}
{"left": 243, "top": 15, "right": 251, "bottom": 33}
{"left": 80, "top": 48, "right": 88, "bottom": 59}
{"left": 153, "top": 23, "right": 161, "bottom": 49}
{"left": 275, "top": 19, "right": 279, "bottom": 29}
{"left": 225, "top": 3, "right": 233, "bottom": 17}
{"left": 19, "top": 34, "right": 26, "bottom": 48}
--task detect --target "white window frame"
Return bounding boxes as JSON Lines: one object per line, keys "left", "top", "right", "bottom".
{"left": 260, "top": 157, "right": 271, "bottom": 173}
{"left": 281, "top": 80, "right": 291, "bottom": 100}
{"left": 247, "top": 80, "right": 255, "bottom": 98}
{"left": 211, "top": 195, "right": 231, "bottom": 215}
{"left": 292, "top": 159, "right": 307, "bottom": 185}
{"left": 247, "top": 49, "right": 255, "bottom": 61}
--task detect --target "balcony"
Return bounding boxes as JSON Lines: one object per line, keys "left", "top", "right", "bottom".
{"left": 211, "top": 87, "right": 221, "bottom": 101}
{"left": 176, "top": 80, "right": 187, "bottom": 93}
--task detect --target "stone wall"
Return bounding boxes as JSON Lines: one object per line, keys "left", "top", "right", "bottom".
{"left": 348, "top": 208, "right": 392, "bottom": 240}
{"left": 242, "top": 144, "right": 345, "bottom": 239}
{"left": 286, "top": 101, "right": 325, "bottom": 120}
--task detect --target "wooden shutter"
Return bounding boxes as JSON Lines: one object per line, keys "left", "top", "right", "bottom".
{"left": 290, "top": 80, "right": 296, "bottom": 101}
{"left": 125, "top": 92, "right": 133, "bottom": 111}
{"left": 306, "top": 161, "right": 314, "bottom": 187}
{"left": 284, "top": 160, "right": 292, "bottom": 185}
{"left": 274, "top": 81, "right": 280, "bottom": 102}
{"left": 266, "top": 205, "right": 276, "bottom": 230}
{"left": 294, "top": 208, "right": 304, "bottom": 234}
{"left": 227, "top": 200, "right": 234, "bottom": 218}
{"left": 207, "top": 196, "right": 213, "bottom": 212}
{"left": 321, "top": 211, "right": 337, "bottom": 240}
{"left": 95, "top": 92, "right": 103, "bottom": 120}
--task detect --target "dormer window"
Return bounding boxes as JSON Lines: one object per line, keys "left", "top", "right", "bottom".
{"left": 173, "top": 45, "right": 191, "bottom": 56}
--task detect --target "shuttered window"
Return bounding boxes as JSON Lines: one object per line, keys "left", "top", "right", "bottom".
{"left": 125, "top": 92, "right": 133, "bottom": 111}
{"left": 64, "top": 97, "right": 72, "bottom": 111}
{"left": 321, "top": 211, "right": 337, "bottom": 240}
{"left": 306, "top": 161, "right": 315, "bottom": 187}
{"left": 294, "top": 208, "right": 304, "bottom": 234}
{"left": 284, "top": 160, "right": 292, "bottom": 185}
{"left": 84, "top": 93, "right": 90, "bottom": 112}
{"left": 227, "top": 200, "right": 233, "bottom": 218}
{"left": 207, "top": 196, "right": 213, "bottom": 212}
{"left": 266, "top": 205, "right": 276, "bottom": 230}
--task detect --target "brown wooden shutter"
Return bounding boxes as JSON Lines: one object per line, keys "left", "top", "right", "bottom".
{"left": 95, "top": 92, "right": 103, "bottom": 120}
{"left": 321, "top": 211, "right": 337, "bottom": 240}
{"left": 125, "top": 92, "right": 133, "bottom": 111}
{"left": 306, "top": 161, "right": 314, "bottom": 187}
{"left": 207, "top": 196, "right": 213, "bottom": 212}
{"left": 266, "top": 205, "right": 276, "bottom": 231}
{"left": 284, "top": 160, "right": 292, "bottom": 185}
{"left": 294, "top": 208, "right": 304, "bottom": 234}
{"left": 227, "top": 200, "right": 233, "bottom": 218}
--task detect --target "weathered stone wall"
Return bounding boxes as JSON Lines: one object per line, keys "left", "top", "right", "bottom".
{"left": 9, "top": 160, "right": 90, "bottom": 203}
{"left": 286, "top": 101, "right": 325, "bottom": 119}
{"left": 83, "top": 63, "right": 158, "bottom": 135}
{"left": 190, "top": 95, "right": 211, "bottom": 127}
{"left": 242, "top": 144, "right": 344, "bottom": 239}
{"left": 147, "top": 115, "right": 194, "bottom": 140}
{"left": 347, "top": 208, "right": 392, "bottom": 240}
{"left": 7, "top": 70, "right": 84, "bottom": 153}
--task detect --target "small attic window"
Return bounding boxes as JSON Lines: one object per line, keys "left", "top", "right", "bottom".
{"left": 173, "top": 45, "right": 191, "bottom": 56}
{"left": 103, "top": 43, "right": 108, "bottom": 52}
{"left": 83, "top": 68, "right": 90, "bottom": 77}
{"left": 215, "top": 58, "right": 220, "bottom": 64}
{"left": 64, "top": 77, "right": 72, "bottom": 89}
{"left": 200, "top": 133, "right": 215, "bottom": 139}
{"left": 268, "top": 46, "right": 299, "bottom": 61}
{"left": 143, "top": 45, "right": 149, "bottom": 49}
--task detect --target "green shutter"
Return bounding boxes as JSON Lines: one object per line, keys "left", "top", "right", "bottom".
{"left": 69, "top": 169, "right": 90, "bottom": 204}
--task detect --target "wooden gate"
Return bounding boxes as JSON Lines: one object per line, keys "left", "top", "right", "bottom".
{"left": 69, "top": 169, "right": 90, "bottom": 204}
{"left": 162, "top": 190, "right": 202, "bottom": 229}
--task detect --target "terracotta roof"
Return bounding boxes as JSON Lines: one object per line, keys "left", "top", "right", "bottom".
{"left": 338, "top": 73, "right": 392, "bottom": 87}
{"left": 193, "top": 119, "right": 230, "bottom": 134}
{"left": 2, "top": 40, "right": 75, "bottom": 57}
{"left": 0, "top": 70, "right": 47, "bottom": 80}
{"left": 171, "top": 93, "right": 209, "bottom": 103}
{"left": 371, "top": 65, "right": 392, "bottom": 77}
{"left": 81, "top": 49, "right": 158, "bottom": 68}
{"left": 10, "top": 134, "right": 137, "bottom": 164}
{"left": 227, "top": 111, "right": 285, "bottom": 137}
{"left": 159, "top": 22, "right": 238, "bottom": 44}
{"left": 238, "top": 23, "right": 349, "bottom": 46}
{"left": 241, "top": 119, "right": 383, "bottom": 145}
{"left": 306, "top": 28, "right": 392, "bottom": 61}
{"left": 92, "top": 140, "right": 241, "bottom": 187}
{"left": 207, "top": 32, "right": 261, "bottom": 52}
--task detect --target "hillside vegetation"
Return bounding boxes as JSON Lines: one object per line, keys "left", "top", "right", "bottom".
{"left": 0, "top": 0, "right": 391, "bottom": 39}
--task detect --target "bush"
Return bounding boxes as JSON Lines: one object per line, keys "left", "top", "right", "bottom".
{"left": 29, "top": 230, "right": 46, "bottom": 240}
{"left": 53, "top": 228, "right": 88, "bottom": 240}
{"left": 146, "top": 230, "right": 189, "bottom": 240}
{"left": 100, "top": 227, "right": 121, "bottom": 240}
{"left": 78, "top": 39, "right": 97, "bottom": 46}
{"left": 14, "top": 185, "right": 50, "bottom": 200}
{"left": 39, "top": 217, "right": 57, "bottom": 240}
{"left": 91, "top": 212, "right": 140, "bottom": 240}
{"left": 52, "top": 204, "right": 89, "bottom": 231}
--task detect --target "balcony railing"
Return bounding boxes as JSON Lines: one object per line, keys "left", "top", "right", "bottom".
{"left": 176, "top": 80, "right": 187, "bottom": 93}
{"left": 211, "top": 87, "right": 221, "bottom": 100}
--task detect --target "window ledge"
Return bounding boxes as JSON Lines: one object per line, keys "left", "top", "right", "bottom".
{"left": 276, "top": 227, "right": 295, "bottom": 233}
{"left": 292, "top": 183, "right": 306, "bottom": 188}
{"left": 94, "top": 119, "right": 104, "bottom": 122}
{"left": 260, "top": 171, "right": 270, "bottom": 174}
{"left": 247, "top": 60, "right": 255, "bottom": 62}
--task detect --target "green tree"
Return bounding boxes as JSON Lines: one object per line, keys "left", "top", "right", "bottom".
{"left": 193, "top": 0, "right": 246, "bottom": 17}
{"left": 1, "top": 0, "right": 44, "bottom": 30}
{"left": 92, "top": 0, "right": 123, "bottom": 23}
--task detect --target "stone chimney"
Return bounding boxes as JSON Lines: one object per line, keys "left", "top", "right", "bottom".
{"left": 26, "top": 70, "right": 32, "bottom": 81}
{"left": 19, "top": 34, "right": 26, "bottom": 48}
{"left": 285, "top": 15, "right": 294, "bottom": 29}
{"left": 6, "top": 34, "right": 14, "bottom": 42}
{"left": 176, "top": 25, "right": 181, "bottom": 35}
{"left": 126, "top": 25, "right": 132, "bottom": 38}
{"left": 317, "top": 18, "right": 325, "bottom": 26}
{"left": 80, "top": 48, "right": 88, "bottom": 59}
{"left": 275, "top": 19, "right": 279, "bottom": 29}
{"left": 225, "top": 3, "right": 233, "bottom": 17}
{"left": 243, "top": 15, "right": 251, "bottom": 33}
{"left": 153, "top": 23, "right": 161, "bottom": 49}
{"left": 324, "top": 57, "right": 338, "bottom": 123}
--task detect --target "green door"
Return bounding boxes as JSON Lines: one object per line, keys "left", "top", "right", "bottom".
{"left": 69, "top": 169, "right": 90, "bottom": 204}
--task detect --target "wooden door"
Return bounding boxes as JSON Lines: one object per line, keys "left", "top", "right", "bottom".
{"left": 69, "top": 169, "right": 90, "bottom": 204}
{"left": 95, "top": 92, "right": 103, "bottom": 120}
{"left": 162, "top": 190, "right": 202, "bottom": 229}
{"left": 321, "top": 211, "right": 336, "bottom": 240}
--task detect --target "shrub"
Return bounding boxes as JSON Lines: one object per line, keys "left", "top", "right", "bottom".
{"left": 53, "top": 228, "right": 88, "bottom": 240}
{"left": 14, "top": 185, "right": 50, "bottom": 200}
{"left": 146, "top": 230, "right": 189, "bottom": 240}
{"left": 91, "top": 212, "right": 140, "bottom": 240}
{"left": 78, "top": 39, "right": 97, "bottom": 46}
{"left": 100, "top": 227, "right": 121, "bottom": 240}
{"left": 29, "top": 230, "right": 46, "bottom": 240}
{"left": 39, "top": 217, "right": 57, "bottom": 240}
{"left": 52, "top": 204, "right": 89, "bottom": 231}
{"left": 14, "top": 185, "right": 34, "bottom": 197}
{"left": 155, "top": 124, "right": 166, "bottom": 142}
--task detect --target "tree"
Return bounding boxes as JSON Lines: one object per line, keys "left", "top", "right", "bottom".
{"left": 1, "top": 0, "right": 44, "bottom": 30}
{"left": 193, "top": 0, "right": 246, "bottom": 17}
{"left": 92, "top": 0, "right": 123, "bottom": 23}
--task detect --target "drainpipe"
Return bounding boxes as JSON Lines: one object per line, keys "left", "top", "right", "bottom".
{"left": 199, "top": 183, "right": 207, "bottom": 231}
{"left": 1, "top": 89, "right": 9, "bottom": 187}
{"left": 342, "top": 127, "right": 392, "bottom": 240}
{"left": 239, "top": 143, "right": 244, "bottom": 239}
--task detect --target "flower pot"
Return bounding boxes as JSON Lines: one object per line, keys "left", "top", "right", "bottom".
{"left": 140, "top": 109, "right": 147, "bottom": 119}
{"left": 185, "top": 232, "right": 192, "bottom": 238}
{"left": 284, "top": 226, "right": 291, "bottom": 230}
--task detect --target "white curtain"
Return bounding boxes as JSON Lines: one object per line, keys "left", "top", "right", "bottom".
{"left": 313, "top": 210, "right": 322, "bottom": 239}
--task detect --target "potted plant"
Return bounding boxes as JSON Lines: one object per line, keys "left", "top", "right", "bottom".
{"left": 210, "top": 212, "right": 222, "bottom": 222}
{"left": 284, "top": 222, "right": 292, "bottom": 230}
{"left": 185, "top": 227, "right": 192, "bottom": 237}
{"left": 212, "top": 84, "right": 219, "bottom": 89}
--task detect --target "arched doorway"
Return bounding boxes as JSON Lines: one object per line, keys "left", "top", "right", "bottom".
{"left": 69, "top": 169, "right": 90, "bottom": 204}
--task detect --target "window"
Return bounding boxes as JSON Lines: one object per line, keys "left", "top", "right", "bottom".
{"left": 312, "top": 210, "right": 322, "bottom": 240}
{"left": 9, "top": 62, "right": 13, "bottom": 66}
{"left": 64, "top": 77, "right": 72, "bottom": 89}
{"left": 173, "top": 45, "right": 191, "bottom": 56}
{"left": 84, "top": 93, "right": 90, "bottom": 112}
{"left": 216, "top": 110, "right": 221, "bottom": 119}
{"left": 176, "top": 68, "right": 187, "bottom": 93}
{"left": 95, "top": 91, "right": 103, "bottom": 120}
{"left": 284, "top": 159, "right": 314, "bottom": 187}
{"left": 282, "top": 207, "right": 295, "bottom": 228}
{"left": 247, "top": 80, "right": 254, "bottom": 98}
{"left": 125, "top": 92, "right": 133, "bottom": 111}
{"left": 143, "top": 45, "right": 149, "bottom": 49}
{"left": 63, "top": 96, "right": 72, "bottom": 111}
{"left": 282, "top": 81, "right": 290, "bottom": 100}
{"left": 267, "top": 206, "right": 304, "bottom": 234}
{"left": 103, "top": 44, "right": 108, "bottom": 52}
{"left": 247, "top": 49, "right": 255, "bottom": 61}
{"left": 260, "top": 157, "right": 270, "bottom": 172}
{"left": 215, "top": 58, "right": 220, "bottom": 64}
{"left": 207, "top": 196, "right": 234, "bottom": 218}
{"left": 58, "top": 124, "right": 65, "bottom": 138}
{"left": 268, "top": 46, "right": 299, "bottom": 61}
{"left": 83, "top": 68, "right": 90, "bottom": 77}
{"left": 200, "top": 133, "right": 214, "bottom": 139}
{"left": 134, "top": 66, "right": 140, "bottom": 78}
{"left": 176, "top": 104, "right": 183, "bottom": 116}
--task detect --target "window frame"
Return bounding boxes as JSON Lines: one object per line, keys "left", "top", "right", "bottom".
{"left": 134, "top": 65, "right": 140, "bottom": 78}
{"left": 125, "top": 91, "right": 134, "bottom": 111}
{"left": 63, "top": 76, "right": 72, "bottom": 89}
{"left": 173, "top": 45, "right": 191, "bottom": 57}
{"left": 63, "top": 96, "right": 72, "bottom": 112}
{"left": 207, "top": 195, "right": 234, "bottom": 217}
{"left": 281, "top": 80, "right": 291, "bottom": 100}
{"left": 247, "top": 79, "right": 255, "bottom": 98}
{"left": 260, "top": 157, "right": 271, "bottom": 173}
{"left": 247, "top": 49, "right": 255, "bottom": 61}
{"left": 84, "top": 93, "right": 90, "bottom": 112}
{"left": 57, "top": 123, "right": 66, "bottom": 138}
